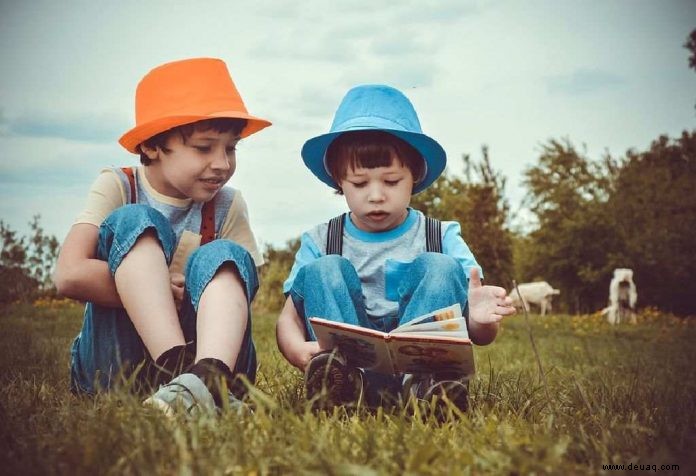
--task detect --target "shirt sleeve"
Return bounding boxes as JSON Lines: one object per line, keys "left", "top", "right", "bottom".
{"left": 74, "top": 169, "right": 126, "bottom": 227}
{"left": 218, "top": 190, "right": 265, "bottom": 266}
{"left": 441, "top": 221, "right": 483, "bottom": 281}
{"left": 282, "top": 232, "right": 323, "bottom": 294}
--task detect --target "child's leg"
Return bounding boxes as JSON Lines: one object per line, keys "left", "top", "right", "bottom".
{"left": 394, "top": 253, "right": 471, "bottom": 413}
{"left": 179, "top": 239, "right": 258, "bottom": 390}
{"left": 395, "top": 252, "right": 469, "bottom": 326}
{"left": 70, "top": 204, "right": 177, "bottom": 394}
{"left": 114, "top": 231, "right": 184, "bottom": 360}
{"left": 287, "top": 255, "right": 371, "bottom": 340}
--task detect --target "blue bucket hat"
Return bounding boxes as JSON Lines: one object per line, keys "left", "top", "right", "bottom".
{"left": 301, "top": 84, "right": 446, "bottom": 194}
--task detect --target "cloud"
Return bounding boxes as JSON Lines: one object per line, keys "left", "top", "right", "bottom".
{"left": 3, "top": 110, "right": 128, "bottom": 144}
{"left": 339, "top": 55, "right": 438, "bottom": 89}
{"left": 0, "top": 135, "right": 124, "bottom": 187}
{"left": 546, "top": 69, "right": 625, "bottom": 95}
{"left": 370, "top": 31, "right": 431, "bottom": 57}
{"left": 393, "top": 0, "right": 482, "bottom": 23}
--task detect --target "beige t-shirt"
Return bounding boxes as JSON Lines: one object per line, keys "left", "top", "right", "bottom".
{"left": 75, "top": 167, "right": 264, "bottom": 274}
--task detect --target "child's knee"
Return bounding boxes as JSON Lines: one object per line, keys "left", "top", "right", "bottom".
{"left": 105, "top": 204, "right": 169, "bottom": 230}
{"left": 185, "top": 240, "right": 258, "bottom": 306}
{"left": 306, "top": 255, "right": 354, "bottom": 276}
{"left": 413, "top": 252, "right": 460, "bottom": 276}
{"left": 303, "top": 255, "right": 357, "bottom": 289}
{"left": 99, "top": 205, "right": 176, "bottom": 269}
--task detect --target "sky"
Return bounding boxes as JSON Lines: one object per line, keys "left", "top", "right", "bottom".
{"left": 0, "top": 0, "right": 694, "bottom": 249}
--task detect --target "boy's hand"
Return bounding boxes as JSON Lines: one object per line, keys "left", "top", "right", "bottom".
{"left": 170, "top": 272, "right": 185, "bottom": 310}
{"left": 468, "top": 268, "right": 516, "bottom": 324}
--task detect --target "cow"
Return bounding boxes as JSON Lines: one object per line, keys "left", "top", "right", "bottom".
{"left": 509, "top": 281, "right": 560, "bottom": 316}
{"left": 603, "top": 268, "right": 637, "bottom": 325}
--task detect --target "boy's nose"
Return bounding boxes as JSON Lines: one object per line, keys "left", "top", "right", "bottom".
{"left": 211, "top": 149, "right": 232, "bottom": 170}
{"left": 367, "top": 185, "right": 385, "bottom": 202}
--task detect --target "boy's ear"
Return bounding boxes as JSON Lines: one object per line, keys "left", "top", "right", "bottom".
{"left": 139, "top": 143, "right": 160, "bottom": 160}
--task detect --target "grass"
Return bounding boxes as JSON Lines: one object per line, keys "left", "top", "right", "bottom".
{"left": 1, "top": 300, "right": 694, "bottom": 475}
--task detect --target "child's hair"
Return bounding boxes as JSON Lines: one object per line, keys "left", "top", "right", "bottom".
{"left": 138, "top": 118, "right": 248, "bottom": 165}
{"left": 325, "top": 131, "right": 425, "bottom": 194}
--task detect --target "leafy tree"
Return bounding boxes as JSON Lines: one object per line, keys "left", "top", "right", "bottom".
{"left": 412, "top": 147, "right": 514, "bottom": 287}
{"left": 254, "top": 238, "right": 300, "bottom": 313}
{"left": 0, "top": 215, "right": 59, "bottom": 305}
{"left": 607, "top": 131, "right": 696, "bottom": 315}
{"left": 520, "top": 139, "right": 619, "bottom": 313}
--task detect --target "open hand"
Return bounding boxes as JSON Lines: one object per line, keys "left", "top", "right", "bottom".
{"left": 170, "top": 272, "right": 185, "bottom": 310}
{"left": 468, "top": 268, "right": 516, "bottom": 324}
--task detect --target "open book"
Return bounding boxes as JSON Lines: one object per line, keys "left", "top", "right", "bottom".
{"left": 309, "top": 303, "right": 474, "bottom": 376}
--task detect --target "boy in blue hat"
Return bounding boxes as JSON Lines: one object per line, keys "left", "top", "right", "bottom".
{"left": 276, "top": 84, "right": 515, "bottom": 410}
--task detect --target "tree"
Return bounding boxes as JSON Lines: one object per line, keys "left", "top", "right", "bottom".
{"left": 0, "top": 215, "right": 60, "bottom": 305}
{"left": 411, "top": 147, "right": 514, "bottom": 287}
{"left": 607, "top": 131, "right": 696, "bottom": 315}
{"left": 254, "top": 238, "right": 301, "bottom": 313}
{"left": 520, "top": 139, "right": 619, "bottom": 313}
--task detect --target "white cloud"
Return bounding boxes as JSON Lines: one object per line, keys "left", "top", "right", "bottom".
{"left": 0, "top": 0, "right": 694, "bottom": 248}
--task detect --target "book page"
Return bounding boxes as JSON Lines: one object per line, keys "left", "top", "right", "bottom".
{"left": 389, "top": 335, "right": 475, "bottom": 376}
{"left": 393, "top": 303, "right": 462, "bottom": 329}
{"left": 309, "top": 318, "right": 395, "bottom": 373}
{"left": 392, "top": 303, "right": 469, "bottom": 339}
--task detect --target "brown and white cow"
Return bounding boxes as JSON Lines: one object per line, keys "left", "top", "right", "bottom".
{"left": 509, "top": 281, "right": 560, "bottom": 316}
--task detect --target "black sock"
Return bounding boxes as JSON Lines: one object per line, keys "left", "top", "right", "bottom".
{"left": 147, "top": 344, "right": 195, "bottom": 389}
{"left": 188, "top": 358, "right": 240, "bottom": 408}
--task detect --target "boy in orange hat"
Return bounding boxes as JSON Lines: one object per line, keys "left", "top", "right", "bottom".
{"left": 54, "top": 58, "right": 271, "bottom": 414}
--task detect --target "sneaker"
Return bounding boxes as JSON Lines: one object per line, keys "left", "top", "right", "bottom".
{"left": 404, "top": 373, "right": 469, "bottom": 415}
{"left": 304, "top": 350, "right": 363, "bottom": 410}
{"left": 143, "top": 373, "right": 216, "bottom": 417}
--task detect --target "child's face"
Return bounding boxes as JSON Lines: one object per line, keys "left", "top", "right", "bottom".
{"left": 142, "top": 129, "right": 239, "bottom": 202}
{"left": 340, "top": 157, "right": 414, "bottom": 232}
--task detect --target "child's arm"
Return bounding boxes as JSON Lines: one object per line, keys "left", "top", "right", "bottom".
{"left": 276, "top": 296, "right": 320, "bottom": 371}
{"left": 467, "top": 268, "right": 515, "bottom": 345}
{"left": 54, "top": 224, "right": 123, "bottom": 307}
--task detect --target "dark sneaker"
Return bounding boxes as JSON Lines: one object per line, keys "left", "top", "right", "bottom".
{"left": 404, "top": 373, "right": 469, "bottom": 417}
{"left": 304, "top": 350, "right": 363, "bottom": 410}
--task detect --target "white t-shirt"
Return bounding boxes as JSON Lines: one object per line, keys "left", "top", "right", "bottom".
{"left": 74, "top": 166, "right": 264, "bottom": 274}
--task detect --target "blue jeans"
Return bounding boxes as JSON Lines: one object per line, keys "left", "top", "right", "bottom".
{"left": 70, "top": 204, "right": 258, "bottom": 395}
{"left": 288, "top": 253, "right": 469, "bottom": 404}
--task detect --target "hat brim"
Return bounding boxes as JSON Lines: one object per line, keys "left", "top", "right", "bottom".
{"left": 119, "top": 111, "right": 272, "bottom": 154}
{"left": 301, "top": 128, "right": 446, "bottom": 195}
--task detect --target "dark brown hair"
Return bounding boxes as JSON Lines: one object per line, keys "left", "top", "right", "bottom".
{"left": 139, "top": 118, "right": 247, "bottom": 165}
{"left": 325, "top": 131, "right": 424, "bottom": 194}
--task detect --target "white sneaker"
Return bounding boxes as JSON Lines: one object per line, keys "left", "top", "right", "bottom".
{"left": 143, "top": 373, "right": 216, "bottom": 417}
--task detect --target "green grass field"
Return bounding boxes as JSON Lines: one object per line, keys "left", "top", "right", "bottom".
{"left": 1, "top": 301, "right": 694, "bottom": 475}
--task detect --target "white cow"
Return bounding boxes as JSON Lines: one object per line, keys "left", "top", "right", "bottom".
{"left": 604, "top": 268, "right": 637, "bottom": 325}
{"left": 509, "top": 281, "right": 560, "bottom": 316}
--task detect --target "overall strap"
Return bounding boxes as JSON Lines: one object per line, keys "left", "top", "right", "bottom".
{"left": 326, "top": 213, "right": 346, "bottom": 255}
{"left": 425, "top": 216, "right": 443, "bottom": 253}
{"left": 200, "top": 199, "right": 216, "bottom": 245}
{"left": 121, "top": 167, "right": 137, "bottom": 204}
{"left": 120, "top": 166, "right": 216, "bottom": 245}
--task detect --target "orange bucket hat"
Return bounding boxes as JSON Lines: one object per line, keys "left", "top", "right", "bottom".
{"left": 119, "top": 58, "right": 271, "bottom": 153}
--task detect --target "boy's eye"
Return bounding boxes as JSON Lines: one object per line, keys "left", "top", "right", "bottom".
{"left": 226, "top": 146, "right": 237, "bottom": 154}
{"left": 193, "top": 146, "right": 211, "bottom": 153}
{"left": 350, "top": 181, "right": 367, "bottom": 188}
{"left": 385, "top": 179, "right": 401, "bottom": 186}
